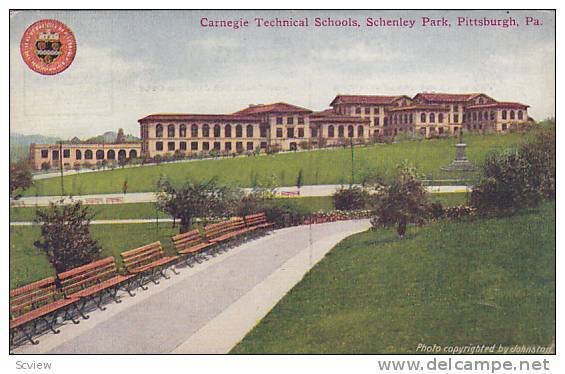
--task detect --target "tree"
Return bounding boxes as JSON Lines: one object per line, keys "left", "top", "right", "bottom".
{"left": 34, "top": 200, "right": 102, "bottom": 273}
{"left": 296, "top": 169, "right": 304, "bottom": 190}
{"left": 333, "top": 186, "right": 369, "bottom": 211}
{"left": 157, "top": 179, "right": 238, "bottom": 233}
{"left": 10, "top": 160, "right": 33, "bottom": 198}
{"left": 371, "top": 164, "right": 429, "bottom": 237}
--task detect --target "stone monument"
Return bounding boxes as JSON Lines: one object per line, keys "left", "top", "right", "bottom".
{"left": 441, "top": 129, "right": 476, "bottom": 171}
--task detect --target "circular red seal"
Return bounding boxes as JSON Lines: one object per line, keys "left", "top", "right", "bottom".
{"left": 20, "top": 19, "right": 76, "bottom": 75}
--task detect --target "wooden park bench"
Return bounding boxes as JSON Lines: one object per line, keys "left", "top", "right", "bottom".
{"left": 244, "top": 212, "right": 274, "bottom": 231}
{"left": 204, "top": 218, "right": 248, "bottom": 254}
{"left": 171, "top": 229, "right": 212, "bottom": 266}
{"left": 58, "top": 257, "right": 135, "bottom": 319}
{"left": 120, "top": 241, "right": 179, "bottom": 289}
{"left": 10, "top": 277, "right": 79, "bottom": 346}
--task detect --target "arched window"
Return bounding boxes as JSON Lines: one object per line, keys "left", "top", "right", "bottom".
{"left": 225, "top": 124, "right": 232, "bottom": 138}
{"left": 502, "top": 110, "right": 507, "bottom": 120}
{"left": 168, "top": 124, "right": 175, "bottom": 137}
{"left": 328, "top": 125, "right": 335, "bottom": 138}
{"left": 84, "top": 150, "right": 93, "bottom": 160}
{"left": 96, "top": 150, "right": 104, "bottom": 160}
{"left": 338, "top": 125, "right": 344, "bottom": 138}
{"left": 191, "top": 124, "right": 198, "bottom": 137}
{"left": 214, "top": 124, "right": 221, "bottom": 137}
{"left": 179, "top": 124, "right": 187, "bottom": 137}
{"left": 107, "top": 150, "right": 115, "bottom": 160}
{"left": 129, "top": 150, "right": 137, "bottom": 159}
{"left": 76, "top": 150, "right": 82, "bottom": 160}
{"left": 156, "top": 124, "right": 163, "bottom": 138}
{"left": 236, "top": 125, "right": 243, "bottom": 137}
{"left": 438, "top": 113, "right": 444, "bottom": 123}
{"left": 246, "top": 125, "right": 254, "bottom": 137}
{"left": 518, "top": 110, "right": 523, "bottom": 120}
{"left": 357, "top": 126, "right": 364, "bottom": 137}
{"left": 202, "top": 124, "right": 210, "bottom": 137}
{"left": 347, "top": 125, "right": 354, "bottom": 138}
{"left": 420, "top": 113, "right": 426, "bottom": 123}
{"left": 118, "top": 150, "right": 126, "bottom": 160}
{"left": 429, "top": 113, "right": 435, "bottom": 123}
{"left": 510, "top": 110, "right": 515, "bottom": 120}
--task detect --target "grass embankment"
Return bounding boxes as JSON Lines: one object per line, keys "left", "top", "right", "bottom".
{"left": 24, "top": 133, "right": 524, "bottom": 196}
{"left": 232, "top": 202, "right": 555, "bottom": 354}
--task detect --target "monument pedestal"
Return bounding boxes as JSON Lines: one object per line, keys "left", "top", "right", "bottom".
{"left": 442, "top": 143, "right": 476, "bottom": 171}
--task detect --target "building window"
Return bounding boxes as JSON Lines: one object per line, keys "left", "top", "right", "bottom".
{"left": 473, "top": 112, "right": 478, "bottom": 121}
{"left": 191, "top": 124, "right": 198, "bottom": 137}
{"left": 260, "top": 126, "right": 267, "bottom": 137}
{"left": 214, "top": 124, "right": 221, "bottom": 137}
{"left": 246, "top": 125, "right": 254, "bottom": 137}
{"left": 276, "top": 128, "right": 283, "bottom": 138}
{"left": 348, "top": 125, "right": 354, "bottom": 138}
{"left": 96, "top": 150, "right": 104, "bottom": 160}
{"left": 191, "top": 142, "right": 198, "bottom": 151}
{"left": 454, "top": 114, "right": 459, "bottom": 123}
{"left": 156, "top": 142, "right": 163, "bottom": 151}
{"left": 225, "top": 124, "right": 232, "bottom": 138}
{"left": 510, "top": 110, "right": 515, "bottom": 120}
{"left": 338, "top": 126, "right": 344, "bottom": 138}
{"left": 355, "top": 107, "right": 361, "bottom": 114}
{"left": 287, "top": 117, "right": 294, "bottom": 125}
{"left": 276, "top": 117, "right": 283, "bottom": 125}
{"left": 518, "top": 110, "right": 523, "bottom": 120}
{"left": 247, "top": 142, "right": 254, "bottom": 151}
{"left": 260, "top": 142, "right": 267, "bottom": 149}
{"left": 85, "top": 150, "right": 93, "bottom": 159}
{"left": 236, "top": 142, "right": 243, "bottom": 152}
{"left": 225, "top": 142, "right": 232, "bottom": 151}
{"left": 420, "top": 113, "right": 426, "bottom": 123}
{"left": 203, "top": 142, "right": 210, "bottom": 151}
{"left": 438, "top": 113, "right": 444, "bottom": 123}
{"left": 180, "top": 141, "right": 187, "bottom": 150}
{"left": 75, "top": 150, "right": 82, "bottom": 160}
{"left": 483, "top": 111, "right": 488, "bottom": 121}
{"left": 478, "top": 112, "right": 483, "bottom": 121}
{"left": 311, "top": 127, "right": 318, "bottom": 138}
{"left": 168, "top": 142, "right": 175, "bottom": 151}
{"left": 236, "top": 125, "right": 243, "bottom": 137}
{"left": 364, "top": 107, "right": 370, "bottom": 115}
{"left": 502, "top": 110, "right": 507, "bottom": 120}
{"left": 168, "top": 124, "right": 175, "bottom": 138}
{"left": 328, "top": 125, "right": 335, "bottom": 138}
{"left": 490, "top": 111, "right": 496, "bottom": 121}
{"left": 502, "top": 124, "right": 507, "bottom": 131}
{"left": 129, "top": 150, "right": 138, "bottom": 159}
{"left": 156, "top": 124, "right": 163, "bottom": 138}
{"left": 287, "top": 128, "right": 294, "bottom": 138}
{"left": 41, "top": 149, "right": 49, "bottom": 158}
{"left": 375, "top": 117, "right": 380, "bottom": 126}
{"left": 298, "top": 128, "right": 304, "bottom": 138}
{"left": 358, "top": 126, "right": 364, "bottom": 137}
{"left": 429, "top": 113, "right": 435, "bottom": 123}
{"left": 179, "top": 124, "right": 187, "bottom": 137}
{"left": 214, "top": 142, "right": 221, "bottom": 151}
{"left": 384, "top": 117, "right": 388, "bottom": 126}
{"left": 63, "top": 149, "right": 70, "bottom": 158}
{"left": 107, "top": 150, "right": 115, "bottom": 159}
{"left": 298, "top": 117, "right": 304, "bottom": 124}
{"left": 202, "top": 124, "right": 210, "bottom": 137}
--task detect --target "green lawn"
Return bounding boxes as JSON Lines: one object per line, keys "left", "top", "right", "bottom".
{"left": 232, "top": 202, "right": 555, "bottom": 354}
{"left": 10, "top": 223, "right": 178, "bottom": 289}
{"left": 25, "top": 133, "right": 526, "bottom": 196}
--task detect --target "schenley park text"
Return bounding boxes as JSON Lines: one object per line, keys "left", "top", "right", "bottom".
{"left": 199, "top": 15, "right": 543, "bottom": 30}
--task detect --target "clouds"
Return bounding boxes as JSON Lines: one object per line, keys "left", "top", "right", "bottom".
{"left": 9, "top": 10, "right": 555, "bottom": 138}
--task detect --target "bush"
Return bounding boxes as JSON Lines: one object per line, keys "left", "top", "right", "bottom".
{"left": 427, "top": 202, "right": 445, "bottom": 220}
{"left": 333, "top": 186, "right": 369, "bottom": 211}
{"left": 444, "top": 205, "right": 476, "bottom": 221}
{"left": 263, "top": 200, "right": 309, "bottom": 228}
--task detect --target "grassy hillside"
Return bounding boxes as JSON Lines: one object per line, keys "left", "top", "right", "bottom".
{"left": 23, "top": 133, "right": 525, "bottom": 196}
{"left": 232, "top": 202, "right": 555, "bottom": 354}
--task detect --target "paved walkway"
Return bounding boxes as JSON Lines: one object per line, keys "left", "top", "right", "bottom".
{"left": 13, "top": 220, "right": 371, "bottom": 354}
{"left": 10, "top": 185, "right": 471, "bottom": 207}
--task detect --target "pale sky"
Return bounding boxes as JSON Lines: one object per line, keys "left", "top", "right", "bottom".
{"left": 10, "top": 10, "right": 555, "bottom": 138}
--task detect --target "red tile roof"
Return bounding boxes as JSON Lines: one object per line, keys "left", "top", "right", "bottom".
{"left": 466, "top": 102, "right": 529, "bottom": 110}
{"left": 310, "top": 108, "right": 370, "bottom": 123}
{"left": 138, "top": 114, "right": 260, "bottom": 122}
{"left": 413, "top": 92, "right": 482, "bottom": 103}
{"left": 330, "top": 95, "right": 407, "bottom": 106}
{"left": 233, "top": 102, "right": 312, "bottom": 115}
{"left": 388, "top": 104, "right": 450, "bottom": 112}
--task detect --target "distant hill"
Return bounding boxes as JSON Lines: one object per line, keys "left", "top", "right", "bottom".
{"left": 10, "top": 132, "right": 61, "bottom": 162}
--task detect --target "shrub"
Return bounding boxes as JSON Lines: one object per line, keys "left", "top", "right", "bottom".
{"left": 427, "top": 202, "right": 445, "bottom": 220}
{"left": 444, "top": 205, "right": 476, "bottom": 221}
{"left": 41, "top": 162, "right": 51, "bottom": 171}
{"left": 10, "top": 160, "right": 33, "bottom": 198}
{"left": 34, "top": 200, "right": 102, "bottom": 273}
{"left": 333, "top": 186, "right": 369, "bottom": 211}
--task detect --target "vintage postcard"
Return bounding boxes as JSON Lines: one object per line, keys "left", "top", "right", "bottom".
{"left": 6, "top": 6, "right": 557, "bottom": 373}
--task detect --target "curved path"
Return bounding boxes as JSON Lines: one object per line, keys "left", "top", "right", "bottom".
{"left": 14, "top": 219, "right": 371, "bottom": 354}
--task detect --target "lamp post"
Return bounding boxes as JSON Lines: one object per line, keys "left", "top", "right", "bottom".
{"left": 350, "top": 137, "right": 355, "bottom": 187}
{"left": 59, "top": 141, "right": 65, "bottom": 196}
